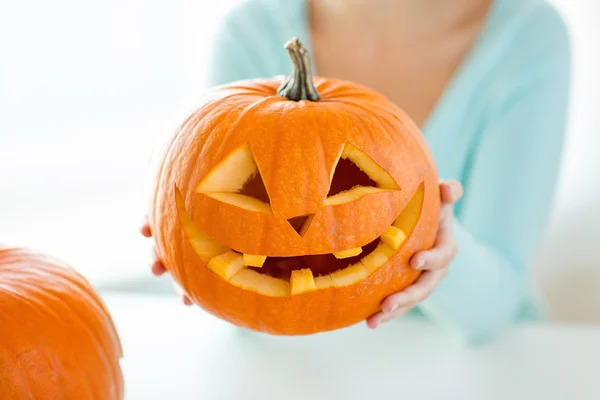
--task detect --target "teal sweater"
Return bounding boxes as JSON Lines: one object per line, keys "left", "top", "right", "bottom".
{"left": 203, "top": 0, "right": 571, "bottom": 343}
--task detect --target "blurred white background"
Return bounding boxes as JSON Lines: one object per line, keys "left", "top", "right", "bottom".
{"left": 0, "top": 0, "right": 242, "bottom": 285}
{"left": 533, "top": 0, "right": 600, "bottom": 322}
{"left": 1, "top": 0, "right": 598, "bottom": 321}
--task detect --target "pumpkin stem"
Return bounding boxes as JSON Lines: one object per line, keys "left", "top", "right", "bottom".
{"left": 277, "top": 37, "right": 320, "bottom": 102}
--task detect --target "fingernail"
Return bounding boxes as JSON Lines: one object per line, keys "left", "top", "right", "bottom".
{"left": 413, "top": 259, "right": 425, "bottom": 270}
{"left": 388, "top": 304, "right": 398, "bottom": 313}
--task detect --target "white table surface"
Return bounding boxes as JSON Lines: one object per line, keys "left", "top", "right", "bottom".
{"left": 103, "top": 292, "right": 600, "bottom": 400}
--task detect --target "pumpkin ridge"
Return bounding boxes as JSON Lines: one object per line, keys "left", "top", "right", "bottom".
{"left": 214, "top": 96, "right": 277, "bottom": 156}
{"left": 35, "top": 288, "right": 116, "bottom": 395}
{"left": 21, "top": 257, "right": 123, "bottom": 357}
{"left": 341, "top": 97, "right": 438, "bottom": 172}
{"left": 341, "top": 101, "right": 426, "bottom": 192}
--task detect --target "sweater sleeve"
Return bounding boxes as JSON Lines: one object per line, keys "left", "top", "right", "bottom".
{"left": 203, "top": 12, "right": 264, "bottom": 88}
{"left": 202, "top": 0, "right": 294, "bottom": 88}
{"left": 418, "top": 5, "right": 572, "bottom": 344}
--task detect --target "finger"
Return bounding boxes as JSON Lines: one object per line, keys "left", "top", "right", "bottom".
{"left": 440, "top": 179, "right": 464, "bottom": 204}
{"left": 380, "top": 275, "right": 431, "bottom": 312}
{"left": 410, "top": 208, "right": 456, "bottom": 270}
{"left": 380, "top": 306, "right": 412, "bottom": 324}
{"left": 366, "top": 305, "right": 412, "bottom": 329}
{"left": 435, "top": 204, "right": 455, "bottom": 244}
{"left": 172, "top": 282, "right": 193, "bottom": 306}
{"left": 140, "top": 221, "right": 152, "bottom": 238}
{"left": 151, "top": 246, "right": 167, "bottom": 276}
{"left": 411, "top": 238, "right": 457, "bottom": 271}
{"left": 380, "top": 269, "right": 448, "bottom": 312}
{"left": 151, "top": 261, "right": 167, "bottom": 276}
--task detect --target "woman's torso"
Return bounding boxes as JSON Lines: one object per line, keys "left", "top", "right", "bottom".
{"left": 308, "top": 0, "right": 494, "bottom": 127}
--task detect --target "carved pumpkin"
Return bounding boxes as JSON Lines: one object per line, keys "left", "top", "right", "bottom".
{"left": 0, "top": 247, "right": 124, "bottom": 399}
{"left": 149, "top": 37, "right": 441, "bottom": 335}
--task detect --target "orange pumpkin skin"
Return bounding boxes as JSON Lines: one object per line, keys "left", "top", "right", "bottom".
{"left": 0, "top": 248, "right": 124, "bottom": 399}
{"left": 149, "top": 39, "right": 440, "bottom": 335}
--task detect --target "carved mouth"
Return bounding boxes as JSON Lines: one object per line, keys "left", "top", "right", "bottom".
{"left": 248, "top": 237, "right": 383, "bottom": 280}
{"left": 175, "top": 184, "right": 423, "bottom": 297}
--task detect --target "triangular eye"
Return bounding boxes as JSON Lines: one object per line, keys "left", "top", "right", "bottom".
{"left": 328, "top": 157, "right": 376, "bottom": 197}
{"left": 239, "top": 170, "right": 270, "bottom": 204}
{"left": 196, "top": 144, "right": 272, "bottom": 214}
{"left": 324, "top": 143, "right": 399, "bottom": 206}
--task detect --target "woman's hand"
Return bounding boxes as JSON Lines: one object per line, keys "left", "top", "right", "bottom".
{"left": 366, "top": 179, "right": 464, "bottom": 329}
{"left": 140, "top": 221, "right": 193, "bottom": 306}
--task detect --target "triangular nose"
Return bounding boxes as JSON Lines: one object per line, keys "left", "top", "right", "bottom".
{"left": 287, "top": 214, "right": 315, "bottom": 236}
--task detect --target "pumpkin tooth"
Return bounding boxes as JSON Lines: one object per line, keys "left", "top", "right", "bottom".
{"left": 380, "top": 226, "right": 407, "bottom": 251}
{"left": 290, "top": 269, "right": 316, "bottom": 295}
{"left": 243, "top": 254, "right": 267, "bottom": 268}
{"left": 333, "top": 247, "right": 363, "bottom": 259}
{"left": 314, "top": 274, "right": 334, "bottom": 289}
{"left": 206, "top": 251, "right": 245, "bottom": 280}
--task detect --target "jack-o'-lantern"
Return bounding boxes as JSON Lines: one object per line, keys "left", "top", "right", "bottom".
{"left": 149, "top": 37, "right": 441, "bottom": 335}
{"left": 0, "top": 247, "right": 124, "bottom": 399}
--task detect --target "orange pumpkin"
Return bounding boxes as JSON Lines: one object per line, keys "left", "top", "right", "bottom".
{"left": 0, "top": 247, "right": 124, "bottom": 399}
{"left": 149, "top": 37, "right": 441, "bottom": 335}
